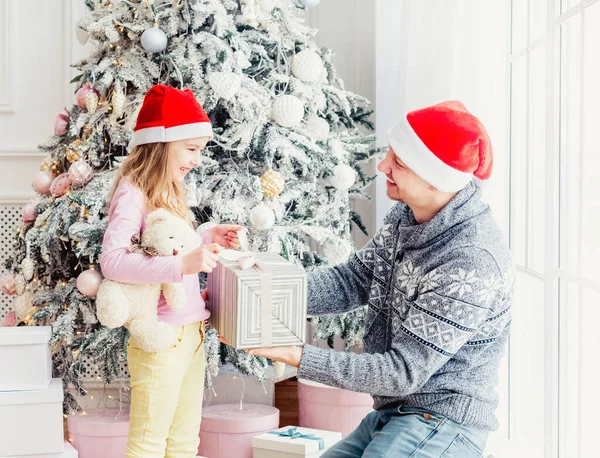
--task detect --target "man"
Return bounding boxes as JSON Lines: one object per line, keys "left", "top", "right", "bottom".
{"left": 250, "top": 101, "right": 514, "bottom": 457}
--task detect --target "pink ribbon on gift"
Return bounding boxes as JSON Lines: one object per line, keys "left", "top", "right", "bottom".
{"left": 219, "top": 229, "right": 273, "bottom": 347}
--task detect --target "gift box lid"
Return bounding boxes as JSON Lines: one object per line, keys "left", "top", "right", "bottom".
{"left": 67, "top": 408, "right": 130, "bottom": 437}
{"left": 0, "top": 378, "right": 63, "bottom": 406}
{"left": 201, "top": 403, "right": 279, "bottom": 434}
{"left": 0, "top": 326, "right": 52, "bottom": 346}
{"left": 252, "top": 426, "right": 342, "bottom": 455}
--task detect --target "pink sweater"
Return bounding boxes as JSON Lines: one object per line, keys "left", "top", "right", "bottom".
{"left": 100, "top": 178, "right": 211, "bottom": 327}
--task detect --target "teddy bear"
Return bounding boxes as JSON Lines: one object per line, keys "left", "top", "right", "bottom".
{"left": 96, "top": 209, "right": 201, "bottom": 352}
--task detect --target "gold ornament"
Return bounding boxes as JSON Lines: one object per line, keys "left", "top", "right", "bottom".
{"left": 40, "top": 156, "right": 61, "bottom": 175}
{"left": 14, "top": 273, "right": 26, "bottom": 296}
{"left": 21, "top": 258, "right": 34, "bottom": 281}
{"left": 66, "top": 139, "right": 84, "bottom": 163}
{"left": 260, "top": 168, "right": 285, "bottom": 197}
{"left": 85, "top": 90, "right": 99, "bottom": 114}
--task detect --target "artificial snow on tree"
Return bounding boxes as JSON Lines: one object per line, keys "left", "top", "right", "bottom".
{"left": 5, "top": 0, "right": 376, "bottom": 409}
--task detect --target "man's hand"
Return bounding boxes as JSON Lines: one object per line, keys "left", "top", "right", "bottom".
{"left": 211, "top": 225, "right": 244, "bottom": 249}
{"left": 248, "top": 345, "right": 303, "bottom": 368}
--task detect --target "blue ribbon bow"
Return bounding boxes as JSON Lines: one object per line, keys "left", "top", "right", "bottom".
{"left": 268, "top": 427, "right": 325, "bottom": 450}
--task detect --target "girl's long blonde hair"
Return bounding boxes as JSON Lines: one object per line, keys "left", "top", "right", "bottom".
{"left": 109, "top": 142, "right": 189, "bottom": 220}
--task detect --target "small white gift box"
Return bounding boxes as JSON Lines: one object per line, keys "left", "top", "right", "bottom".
{"left": 252, "top": 426, "right": 342, "bottom": 458}
{"left": 10, "top": 441, "right": 79, "bottom": 458}
{"left": 0, "top": 379, "right": 64, "bottom": 457}
{"left": 0, "top": 326, "right": 53, "bottom": 391}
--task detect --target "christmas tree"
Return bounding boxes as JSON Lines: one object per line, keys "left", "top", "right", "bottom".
{"left": 5, "top": 0, "right": 375, "bottom": 410}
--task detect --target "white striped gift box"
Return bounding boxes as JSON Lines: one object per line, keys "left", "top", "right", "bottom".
{"left": 207, "top": 252, "right": 307, "bottom": 349}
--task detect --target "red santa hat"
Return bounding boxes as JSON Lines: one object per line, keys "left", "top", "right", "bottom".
{"left": 387, "top": 100, "right": 493, "bottom": 192}
{"left": 129, "top": 84, "right": 213, "bottom": 150}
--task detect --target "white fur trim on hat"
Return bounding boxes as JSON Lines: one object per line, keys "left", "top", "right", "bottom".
{"left": 128, "top": 122, "right": 213, "bottom": 150}
{"left": 387, "top": 117, "right": 473, "bottom": 192}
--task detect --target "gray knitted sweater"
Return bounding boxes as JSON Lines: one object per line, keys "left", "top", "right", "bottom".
{"left": 298, "top": 183, "right": 514, "bottom": 431}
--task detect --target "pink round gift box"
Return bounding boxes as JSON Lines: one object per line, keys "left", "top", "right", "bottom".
{"left": 198, "top": 403, "right": 279, "bottom": 458}
{"left": 298, "top": 379, "right": 374, "bottom": 437}
{"left": 67, "top": 408, "right": 129, "bottom": 458}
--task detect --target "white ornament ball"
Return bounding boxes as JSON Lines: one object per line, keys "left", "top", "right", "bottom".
{"left": 292, "top": 50, "right": 324, "bottom": 83}
{"left": 272, "top": 95, "right": 304, "bottom": 128}
{"left": 299, "top": 0, "right": 321, "bottom": 6}
{"left": 77, "top": 267, "right": 103, "bottom": 297}
{"left": 141, "top": 26, "right": 168, "bottom": 53}
{"left": 306, "top": 116, "right": 330, "bottom": 141}
{"left": 249, "top": 203, "right": 275, "bottom": 231}
{"left": 331, "top": 164, "right": 356, "bottom": 191}
{"left": 208, "top": 72, "right": 241, "bottom": 101}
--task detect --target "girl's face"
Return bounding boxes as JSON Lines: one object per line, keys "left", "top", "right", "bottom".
{"left": 167, "top": 137, "right": 210, "bottom": 182}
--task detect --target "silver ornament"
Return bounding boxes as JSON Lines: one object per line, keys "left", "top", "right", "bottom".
{"left": 249, "top": 203, "right": 275, "bottom": 231}
{"left": 112, "top": 87, "right": 126, "bottom": 117}
{"left": 14, "top": 291, "right": 35, "bottom": 321}
{"left": 141, "top": 26, "right": 168, "bottom": 53}
{"left": 21, "top": 258, "right": 34, "bottom": 282}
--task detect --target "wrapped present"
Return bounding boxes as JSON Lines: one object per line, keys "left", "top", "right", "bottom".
{"left": 198, "top": 403, "right": 280, "bottom": 458}
{"left": 252, "top": 426, "right": 342, "bottom": 458}
{"left": 67, "top": 408, "right": 129, "bottom": 458}
{"left": 298, "top": 379, "right": 373, "bottom": 438}
{"left": 0, "top": 326, "right": 53, "bottom": 391}
{"left": 207, "top": 233, "right": 307, "bottom": 349}
{"left": 0, "top": 379, "right": 64, "bottom": 457}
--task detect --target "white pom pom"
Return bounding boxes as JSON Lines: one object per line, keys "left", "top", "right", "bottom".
{"left": 331, "top": 164, "right": 356, "bottom": 191}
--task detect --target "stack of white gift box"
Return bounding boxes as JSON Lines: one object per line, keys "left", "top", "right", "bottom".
{"left": 0, "top": 326, "right": 77, "bottom": 457}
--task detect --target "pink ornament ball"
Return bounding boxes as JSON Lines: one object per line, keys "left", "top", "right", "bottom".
{"left": 54, "top": 108, "right": 70, "bottom": 136}
{"left": 69, "top": 160, "right": 94, "bottom": 186}
{"left": 75, "top": 84, "right": 99, "bottom": 110}
{"left": 49, "top": 173, "right": 73, "bottom": 197}
{"left": 33, "top": 171, "right": 56, "bottom": 195}
{"left": 23, "top": 199, "right": 37, "bottom": 223}
{"left": 77, "top": 268, "right": 102, "bottom": 297}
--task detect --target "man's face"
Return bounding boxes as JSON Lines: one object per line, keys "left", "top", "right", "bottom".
{"left": 377, "top": 147, "right": 433, "bottom": 202}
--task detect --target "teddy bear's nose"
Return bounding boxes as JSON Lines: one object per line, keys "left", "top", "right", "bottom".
{"left": 173, "top": 249, "right": 179, "bottom": 256}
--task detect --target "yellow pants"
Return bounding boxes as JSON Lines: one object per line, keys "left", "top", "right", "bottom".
{"left": 126, "top": 322, "right": 205, "bottom": 458}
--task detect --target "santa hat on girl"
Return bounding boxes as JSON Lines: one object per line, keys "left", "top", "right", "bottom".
{"left": 387, "top": 100, "right": 493, "bottom": 192}
{"left": 129, "top": 84, "right": 213, "bottom": 150}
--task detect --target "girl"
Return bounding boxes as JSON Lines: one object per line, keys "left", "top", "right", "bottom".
{"left": 100, "top": 84, "right": 241, "bottom": 458}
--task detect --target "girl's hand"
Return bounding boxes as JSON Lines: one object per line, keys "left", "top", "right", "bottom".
{"left": 211, "top": 225, "right": 244, "bottom": 249}
{"left": 182, "top": 243, "right": 221, "bottom": 274}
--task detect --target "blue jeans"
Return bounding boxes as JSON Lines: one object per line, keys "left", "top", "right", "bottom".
{"left": 321, "top": 407, "right": 488, "bottom": 457}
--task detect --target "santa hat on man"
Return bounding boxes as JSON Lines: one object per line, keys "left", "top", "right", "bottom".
{"left": 128, "top": 84, "right": 213, "bottom": 150}
{"left": 387, "top": 100, "right": 493, "bottom": 192}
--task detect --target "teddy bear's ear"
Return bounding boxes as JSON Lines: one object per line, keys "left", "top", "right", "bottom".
{"left": 145, "top": 209, "right": 172, "bottom": 226}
